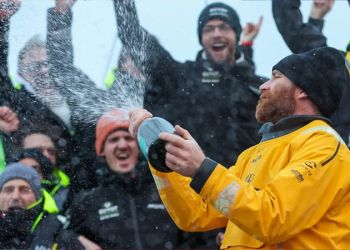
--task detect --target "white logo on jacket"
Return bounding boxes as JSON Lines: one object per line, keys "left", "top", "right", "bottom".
{"left": 98, "top": 202, "right": 120, "bottom": 221}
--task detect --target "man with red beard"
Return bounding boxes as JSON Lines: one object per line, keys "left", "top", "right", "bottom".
{"left": 129, "top": 46, "right": 350, "bottom": 249}
{"left": 67, "top": 109, "right": 181, "bottom": 249}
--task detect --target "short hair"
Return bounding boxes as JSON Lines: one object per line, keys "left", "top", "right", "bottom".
{"left": 17, "top": 35, "right": 46, "bottom": 76}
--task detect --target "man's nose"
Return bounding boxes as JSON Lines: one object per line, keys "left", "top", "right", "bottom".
{"left": 213, "top": 27, "right": 223, "bottom": 36}
{"left": 259, "top": 79, "right": 271, "bottom": 92}
{"left": 10, "top": 188, "right": 21, "bottom": 200}
{"left": 117, "top": 139, "right": 128, "bottom": 148}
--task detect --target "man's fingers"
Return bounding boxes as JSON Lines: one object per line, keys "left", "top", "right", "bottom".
{"left": 159, "top": 132, "right": 184, "bottom": 147}
{"left": 257, "top": 16, "right": 263, "bottom": 28}
{"left": 164, "top": 141, "right": 184, "bottom": 159}
{"left": 7, "top": 112, "right": 18, "bottom": 123}
{"left": 165, "top": 153, "right": 179, "bottom": 170}
{"left": 128, "top": 109, "right": 153, "bottom": 138}
{"left": 165, "top": 152, "right": 186, "bottom": 172}
{"left": 174, "top": 125, "right": 195, "bottom": 141}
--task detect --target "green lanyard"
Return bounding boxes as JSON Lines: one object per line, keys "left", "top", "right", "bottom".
{"left": 104, "top": 68, "right": 117, "bottom": 89}
{"left": 0, "top": 135, "right": 6, "bottom": 174}
{"left": 29, "top": 189, "right": 59, "bottom": 233}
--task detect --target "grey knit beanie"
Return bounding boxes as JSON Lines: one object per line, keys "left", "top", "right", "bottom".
{"left": 0, "top": 163, "right": 41, "bottom": 199}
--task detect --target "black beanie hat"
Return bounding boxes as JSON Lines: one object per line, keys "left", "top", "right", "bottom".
{"left": 273, "top": 47, "right": 349, "bottom": 117}
{"left": 12, "top": 148, "right": 54, "bottom": 180}
{"left": 197, "top": 2, "right": 242, "bottom": 44}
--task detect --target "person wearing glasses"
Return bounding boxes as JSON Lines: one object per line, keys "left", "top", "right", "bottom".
{"left": 115, "top": 1, "right": 266, "bottom": 169}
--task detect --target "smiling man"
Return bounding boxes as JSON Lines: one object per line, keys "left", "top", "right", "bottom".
{"left": 67, "top": 109, "right": 180, "bottom": 249}
{"left": 115, "top": 1, "right": 266, "bottom": 167}
{"left": 129, "top": 46, "right": 350, "bottom": 249}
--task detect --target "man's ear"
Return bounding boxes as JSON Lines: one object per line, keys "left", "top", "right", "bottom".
{"left": 296, "top": 88, "right": 308, "bottom": 99}
{"left": 100, "top": 149, "right": 105, "bottom": 157}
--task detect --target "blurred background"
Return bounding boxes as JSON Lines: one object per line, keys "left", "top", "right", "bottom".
{"left": 8, "top": 0, "right": 349, "bottom": 87}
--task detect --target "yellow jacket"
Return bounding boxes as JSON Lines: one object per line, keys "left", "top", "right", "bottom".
{"left": 149, "top": 119, "right": 350, "bottom": 249}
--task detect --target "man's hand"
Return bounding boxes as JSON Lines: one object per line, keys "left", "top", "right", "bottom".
{"left": 78, "top": 235, "right": 102, "bottom": 250}
{"left": 241, "top": 16, "right": 263, "bottom": 43}
{"left": 216, "top": 232, "right": 225, "bottom": 248}
{"left": 0, "top": 0, "right": 21, "bottom": 21}
{"left": 310, "top": 0, "right": 334, "bottom": 20}
{"left": 128, "top": 108, "right": 153, "bottom": 138}
{"left": 159, "top": 125, "right": 205, "bottom": 178}
{"left": 0, "top": 106, "right": 19, "bottom": 133}
{"left": 55, "top": 0, "right": 77, "bottom": 14}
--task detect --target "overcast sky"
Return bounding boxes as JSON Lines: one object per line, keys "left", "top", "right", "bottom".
{"left": 8, "top": 0, "right": 349, "bottom": 87}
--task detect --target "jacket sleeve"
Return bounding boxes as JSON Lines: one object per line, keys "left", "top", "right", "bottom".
{"left": 114, "top": 0, "right": 180, "bottom": 86}
{"left": 149, "top": 164, "right": 228, "bottom": 232}
{"left": 47, "top": 7, "right": 110, "bottom": 121}
{"left": 66, "top": 191, "right": 95, "bottom": 240}
{"left": 191, "top": 131, "right": 347, "bottom": 243}
{"left": 0, "top": 18, "right": 14, "bottom": 104}
{"left": 272, "top": 0, "right": 327, "bottom": 53}
{"left": 0, "top": 19, "right": 9, "bottom": 79}
{"left": 30, "top": 214, "right": 84, "bottom": 250}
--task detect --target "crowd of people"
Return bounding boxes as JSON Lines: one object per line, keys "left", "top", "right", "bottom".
{"left": 0, "top": 0, "right": 349, "bottom": 249}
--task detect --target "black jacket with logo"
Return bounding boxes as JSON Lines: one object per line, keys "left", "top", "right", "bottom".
{"left": 115, "top": 0, "right": 267, "bottom": 166}
{"left": 67, "top": 160, "right": 180, "bottom": 249}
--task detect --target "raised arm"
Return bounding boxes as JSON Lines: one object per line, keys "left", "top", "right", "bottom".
{"left": 47, "top": 0, "right": 109, "bottom": 121}
{"left": 47, "top": 0, "right": 97, "bottom": 94}
{"left": 113, "top": 0, "right": 179, "bottom": 83}
{"left": 0, "top": 0, "right": 21, "bottom": 103}
{"left": 272, "top": 0, "right": 328, "bottom": 53}
{"left": 0, "top": 0, "right": 21, "bottom": 82}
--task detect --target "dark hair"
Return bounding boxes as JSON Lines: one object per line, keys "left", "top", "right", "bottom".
{"left": 11, "top": 148, "right": 54, "bottom": 181}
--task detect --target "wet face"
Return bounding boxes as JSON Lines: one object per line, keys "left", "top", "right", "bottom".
{"left": 20, "top": 46, "right": 50, "bottom": 89}
{"left": 201, "top": 19, "right": 236, "bottom": 65}
{"left": 0, "top": 179, "right": 36, "bottom": 211}
{"left": 23, "top": 133, "right": 57, "bottom": 165}
{"left": 101, "top": 129, "right": 140, "bottom": 174}
{"left": 18, "top": 158, "right": 44, "bottom": 180}
{"left": 256, "top": 70, "right": 297, "bottom": 124}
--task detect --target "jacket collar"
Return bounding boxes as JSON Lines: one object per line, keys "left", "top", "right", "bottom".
{"left": 259, "top": 115, "right": 332, "bottom": 142}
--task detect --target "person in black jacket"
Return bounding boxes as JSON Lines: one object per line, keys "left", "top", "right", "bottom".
{"left": 0, "top": 163, "right": 41, "bottom": 249}
{"left": 0, "top": 162, "right": 82, "bottom": 249}
{"left": 0, "top": 0, "right": 73, "bottom": 177}
{"left": 115, "top": 1, "right": 267, "bottom": 167}
{"left": 13, "top": 147, "right": 71, "bottom": 211}
{"left": 0, "top": 0, "right": 99, "bottom": 194}
{"left": 67, "top": 109, "right": 181, "bottom": 249}
{"left": 272, "top": 0, "right": 350, "bottom": 145}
